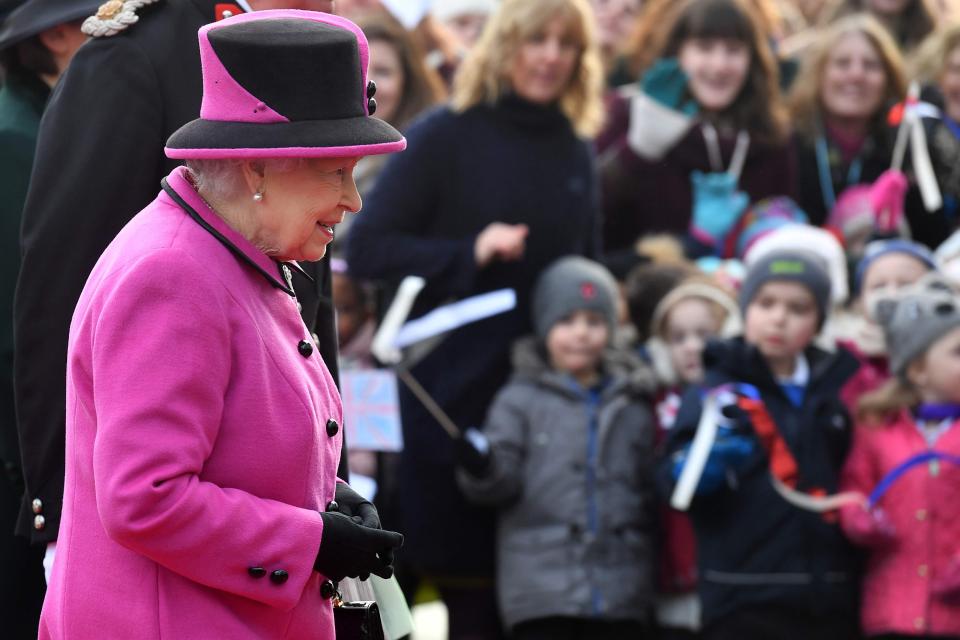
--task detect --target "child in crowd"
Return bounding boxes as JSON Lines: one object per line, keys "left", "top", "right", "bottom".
{"left": 841, "top": 274, "right": 960, "bottom": 638}
{"left": 642, "top": 276, "right": 740, "bottom": 638}
{"left": 836, "top": 239, "right": 937, "bottom": 412}
{"left": 661, "top": 250, "right": 861, "bottom": 640}
{"left": 332, "top": 258, "right": 377, "bottom": 370}
{"left": 456, "top": 256, "right": 657, "bottom": 640}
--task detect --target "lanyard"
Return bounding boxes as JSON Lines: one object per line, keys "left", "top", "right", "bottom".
{"left": 815, "top": 134, "right": 863, "bottom": 213}
{"left": 701, "top": 123, "right": 750, "bottom": 183}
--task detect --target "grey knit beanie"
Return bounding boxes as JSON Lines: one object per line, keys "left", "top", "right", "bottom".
{"left": 532, "top": 256, "right": 619, "bottom": 340}
{"left": 875, "top": 275, "right": 960, "bottom": 377}
{"left": 739, "top": 249, "right": 832, "bottom": 327}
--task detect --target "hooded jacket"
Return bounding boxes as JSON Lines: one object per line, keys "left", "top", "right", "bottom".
{"left": 458, "top": 337, "right": 657, "bottom": 630}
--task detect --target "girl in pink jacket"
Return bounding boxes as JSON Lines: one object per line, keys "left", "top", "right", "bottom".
{"left": 841, "top": 274, "right": 960, "bottom": 638}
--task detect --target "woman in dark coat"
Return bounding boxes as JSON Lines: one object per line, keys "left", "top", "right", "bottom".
{"left": 345, "top": 0, "right": 604, "bottom": 636}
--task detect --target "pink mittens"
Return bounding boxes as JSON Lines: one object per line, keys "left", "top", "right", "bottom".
{"left": 842, "top": 504, "right": 897, "bottom": 549}
{"left": 869, "top": 169, "right": 908, "bottom": 233}
{"left": 933, "top": 557, "right": 960, "bottom": 602}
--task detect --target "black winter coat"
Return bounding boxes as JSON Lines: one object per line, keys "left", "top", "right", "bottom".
{"left": 346, "top": 96, "right": 600, "bottom": 576}
{"left": 13, "top": 0, "right": 343, "bottom": 543}
{"left": 658, "top": 337, "right": 861, "bottom": 628}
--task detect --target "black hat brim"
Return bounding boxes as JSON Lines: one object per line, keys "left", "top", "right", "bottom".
{"left": 0, "top": 0, "right": 102, "bottom": 51}
{"left": 165, "top": 114, "right": 406, "bottom": 159}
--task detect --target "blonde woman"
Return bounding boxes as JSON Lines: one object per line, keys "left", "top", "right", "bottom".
{"left": 345, "top": 0, "right": 604, "bottom": 637}
{"left": 786, "top": 15, "right": 949, "bottom": 246}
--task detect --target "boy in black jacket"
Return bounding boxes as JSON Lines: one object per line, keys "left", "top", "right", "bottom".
{"left": 659, "top": 250, "right": 862, "bottom": 640}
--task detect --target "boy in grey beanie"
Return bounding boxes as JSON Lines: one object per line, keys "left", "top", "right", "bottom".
{"left": 531, "top": 256, "right": 619, "bottom": 342}
{"left": 739, "top": 249, "right": 832, "bottom": 329}
{"left": 454, "top": 254, "right": 657, "bottom": 636}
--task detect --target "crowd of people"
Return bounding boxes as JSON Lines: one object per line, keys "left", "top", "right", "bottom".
{"left": 6, "top": 0, "right": 960, "bottom": 638}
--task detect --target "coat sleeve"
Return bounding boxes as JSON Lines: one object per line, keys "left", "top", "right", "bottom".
{"left": 345, "top": 109, "right": 479, "bottom": 299}
{"left": 14, "top": 36, "right": 166, "bottom": 542}
{"left": 88, "top": 250, "right": 325, "bottom": 611}
{"left": 456, "top": 384, "right": 528, "bottom": 507}
{"left": 839, "top": 426, "right": 881, "bottom": 506}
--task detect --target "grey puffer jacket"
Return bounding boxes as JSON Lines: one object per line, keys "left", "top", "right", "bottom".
{"left": 457, "top": 337, "right": 657, "bottom": 630}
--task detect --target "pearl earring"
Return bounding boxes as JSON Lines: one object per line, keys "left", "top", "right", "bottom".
{"left": 253, "top": 191, "right": 263, "bottom": 202}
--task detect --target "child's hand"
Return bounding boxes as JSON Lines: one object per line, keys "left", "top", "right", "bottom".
{"left": 640, "top": 58, "right": 697, "bottom": 115}
{"left": 933, "top": 556, "right": 960, "bottom": 602}
{"left": 843, "top": 504, "right": 896, "bottom": 548}
{"left": 455, "top": 428, "right": 491, "bottom": 477}
{"left": 672, "top": 434, "right": 756, "bottom": 495}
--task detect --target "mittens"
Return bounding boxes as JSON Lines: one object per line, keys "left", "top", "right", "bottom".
{"left": 690, "top": 170, "right": 750, "bottom": 245}
{"left": 672, "top": 433, "right": 756, "bottom": 495}
{"left": 315, "top": 511, "right": 404, "bottom": 582}
{"left": 454, "top": 428, "right": 491, "bottom": 477}
{"left": 627, "top": 58, "right": 697, "bottom": 161}
{"left": 869, "top": 169, "right": 908, "bottom": 233}
{"left": 933, "top": 556, "right": 960, "bottom": 602}
{"left": 841, "top": 504, "right": 897, "bottom": 549}
{"left": 641, "top": 58, "right": 697, "bottom": 115}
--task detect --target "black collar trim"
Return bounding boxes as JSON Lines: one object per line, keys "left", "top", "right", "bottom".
{"left": 161, "top": 177, "right": 297, "bottom": 297}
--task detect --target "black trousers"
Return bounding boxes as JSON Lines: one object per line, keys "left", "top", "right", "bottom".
{"left": 511, "top": 616, "right": 649, "bottom": 640}
{"left": 703, "top": 605, "right": 860, "bottom": 640}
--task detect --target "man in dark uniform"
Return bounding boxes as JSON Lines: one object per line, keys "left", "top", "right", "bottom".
{"left": 2, "top": 2, "right": 102, "bottom": 632}
{"left": 13, "top": 0, "right": 342, "bottom": 576}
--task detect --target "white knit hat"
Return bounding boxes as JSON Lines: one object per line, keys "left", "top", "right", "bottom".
{"left": 744, "top": 223, "right": 849, "bottom": 305}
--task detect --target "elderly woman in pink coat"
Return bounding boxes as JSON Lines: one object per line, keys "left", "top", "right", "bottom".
{"left": 39, "top": 10, "right": 405, "bottom": 640}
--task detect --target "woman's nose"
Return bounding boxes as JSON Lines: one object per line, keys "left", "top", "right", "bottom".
{"left": 341, "top": 171, "right": 362, "bottom": 213}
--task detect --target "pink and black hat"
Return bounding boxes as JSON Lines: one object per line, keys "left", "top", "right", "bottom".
{"left": 165, "top": 10, "right": 406, "bottom": 159}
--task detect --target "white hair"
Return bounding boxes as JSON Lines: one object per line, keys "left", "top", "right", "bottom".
{"left": 184, "top": 158, "right": 307, "bottom": 202}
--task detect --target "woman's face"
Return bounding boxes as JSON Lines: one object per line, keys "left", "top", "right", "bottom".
{"left": 508, "top": 15, "right": 580, "bottom": 105}
{"left": 444, "top": 12, "right": 488, "bottom": 49}
{"left": 589, "top": 0, "right": 643, "bottom": 53}
{"left": 253, "top": 157, "right": 362, "bottom": 262}
{"left": 677, "top": 37, "right": 751, "bottom": 113}
{"left": 368, "top": 39, "right": 404, "bottom": 125}
{"left": 820, "top": 32, "right": 888, "bottom": 124}
{"left": 867, "top": 0, "right": 912, "bottom": 16}
{"left": 940, "top": 44, "right": 960, "bottom": 123}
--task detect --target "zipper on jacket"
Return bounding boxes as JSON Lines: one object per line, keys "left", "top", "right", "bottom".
{"left": 584, "top": 386, "right": 603, "bottom": 615}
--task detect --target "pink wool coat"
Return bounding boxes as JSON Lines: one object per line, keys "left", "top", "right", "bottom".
{"left": 40, "top": 167, "right": 342, "bottom": 639}
{"left": 840, "top": 411, "right": 960, "bottom": 637}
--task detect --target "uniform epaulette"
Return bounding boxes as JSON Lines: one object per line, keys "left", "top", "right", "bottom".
{"left": 81, "top": 0, "right": 161, "bottom": 38}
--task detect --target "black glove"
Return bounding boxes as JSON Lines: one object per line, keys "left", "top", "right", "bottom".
{"left": 315, "top": 511, "right": 403, "bottom": 582}
{"left": 332, "top": 482, "right": 380, "bottom": 529}
{"left": 455, "top": 428, "right": 491, "bottom": 477}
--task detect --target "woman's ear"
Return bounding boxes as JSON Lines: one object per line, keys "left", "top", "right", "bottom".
{"left": 906, "top": 358, "right": 928, "bottom": 390}
{"left": 239, "top": 160, "right": 266, "bottom": 196}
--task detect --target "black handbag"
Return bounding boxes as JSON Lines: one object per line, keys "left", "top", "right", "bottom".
{"left": 333, "top": 598, "right": 385, "bottom": 640}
